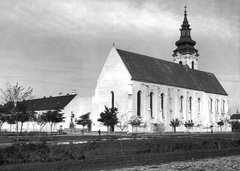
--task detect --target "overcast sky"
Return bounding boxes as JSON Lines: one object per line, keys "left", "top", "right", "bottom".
{"left": 0, "top": 0, "right": 239, "bottom": 112}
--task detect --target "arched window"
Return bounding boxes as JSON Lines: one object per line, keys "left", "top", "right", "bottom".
{"left": 110, "top": 91, "right": 114, "bottom": 109}
{"left": 198, "top": 98, "right": 201, "bottom": 112}
{"left": 179, "top": 61, "right": 182, "bottom": 65}
{"left": 161, "top": 93, "right": 164, "bottom": 118}
{"left": 216, "top": 99, "right": 219, "bottom": 112}
{"left": 180, "top": 96, "right": 183, "bottom": 111}
{"left": 137, "top": 91, "right": 141, "bottom": 116}
{"left": 150, "top": 92, "right": 153, "bottom": 117}
{"left": 210, "top": 98, "right": 213, "bottom": 112}
{"left": 192, "top": 61, "right": 194, "bottom": 69}
{"left": 189, "top": 97, "right": 192, "bottom": 112}
{"left": 222, "top": 100, "right": 225, "bottom": 112}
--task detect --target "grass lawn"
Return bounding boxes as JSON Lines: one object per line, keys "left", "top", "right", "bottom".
{"left": 0, "top": 132, "right": 240, "bottom": 171}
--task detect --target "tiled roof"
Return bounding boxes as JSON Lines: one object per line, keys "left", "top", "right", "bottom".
{"left": 230, "top": 114, "right": 240, "bottom": 120}
{"left": 21, "top": 94, "right": 77, "bottom": 111}
{"left": 117, "top": 49, "right": 227, "bottom": 96}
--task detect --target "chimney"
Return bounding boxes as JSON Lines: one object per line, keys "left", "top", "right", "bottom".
{"left": 72, "top": 89, "right": 77, "bottom": 95}
{"left": 59, "top": 92, "right": 62, "bottom": 96}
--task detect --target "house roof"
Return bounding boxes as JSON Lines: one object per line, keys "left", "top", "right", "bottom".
{"left": 21, "top": 94, "right": 77, "bottom": 111}
{"left": 230, "top": 114, "right": 240, "bottom": 120}
{"left": 117, "top": 49, "right": 227, "bottom": 96}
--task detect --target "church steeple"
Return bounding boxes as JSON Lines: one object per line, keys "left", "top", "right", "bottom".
{"left": 173, "top": 6, "right": 199, "bottom": 69}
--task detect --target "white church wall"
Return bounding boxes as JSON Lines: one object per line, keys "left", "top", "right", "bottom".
{"left": 130, "top": 80, "right": 228, "bottom": 133}
{"left": 92, "top": 48, "right": 132, "bottom": 132}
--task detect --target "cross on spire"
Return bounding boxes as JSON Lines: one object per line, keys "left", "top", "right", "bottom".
{"left": 184, "top": 5, "right": 187, "bottom": 16}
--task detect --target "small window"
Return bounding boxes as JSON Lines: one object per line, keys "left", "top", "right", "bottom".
{"left": 179, "top": 61, "right": 183, "bottom": 65}
{"left": 192, "top": 61, "right": 194, "bottom": 69}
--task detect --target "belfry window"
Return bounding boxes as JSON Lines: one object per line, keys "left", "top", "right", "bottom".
{"left": 110, "top": 91, "right": 114, "bottom": 108}
{"left": 192, "top": 61, "right": 194, "bottom": 69}
{"left": 137, "top": 91, "right": 141, "bottom": 116}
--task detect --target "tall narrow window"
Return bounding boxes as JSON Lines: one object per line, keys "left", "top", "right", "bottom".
{"left": 210, "top": 98, "right": 213, "bottom": 112}
{"left": 189, "top": 97, "right": 192, "bottom": 112}
{"left": 180, "top": 96, "right": 183, "bottom": 111}
{"left": 222, "top": 100, "right": 225, "bottom": 112}
{"left": 137, "top": 91, "right": 141, "bottom": 116}
{"left": 216, "top": 99, "right": 219, "bottom": 112}
{"left": 161, "top": 93, "right": 164, "bottom": 118}
{"left": 150, "top": 92, "right": 153, "bottom": 118}
{"left": 192, "top": 61, "right": 194, "bottom": 69}
{"left": 111, "top": 91, "right": 114, "bottom": 109}
{"left": 198, "top": 98, "right": 201, "bottom": 112}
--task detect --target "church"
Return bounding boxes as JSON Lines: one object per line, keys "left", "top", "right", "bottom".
{"left": 2, "top": 8, "right": 229, "bottom": 133}
{"left": 90, "top": 8, "right": 229, "bottom": 133}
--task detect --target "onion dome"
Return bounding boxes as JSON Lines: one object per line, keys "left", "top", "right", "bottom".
{"left": 173, "top": 6, "right": 199, "bottom": 57}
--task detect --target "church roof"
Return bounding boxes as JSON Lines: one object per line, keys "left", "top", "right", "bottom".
{"left": 117, "top": 49, "right": 227, "bottom": 96}
{"left": 21, "top": 94, "right": 77, "bottom": 111}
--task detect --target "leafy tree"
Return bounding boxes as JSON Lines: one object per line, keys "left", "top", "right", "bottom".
{"left": 15, "top": 102, "right": 33, "bottom": 135}
{"left": 169, "top": 118, "right": 181, "bottom": 133}
{"left": 217, "top": 120, "right": 224, "bottom": 132}
{"left": 195, "top": 123, "right": 203, "bottom": 132}
{"left": 0, "top": 82, "right": 33, "bottom": 142}
{"left": 217, "top": 120, "right": 225, "bottom": 140}
{"left": 184, "top": 120, "right": 194, "bottom": 132}
{"left": 76, "top": 112, "right": 92, "bottom": 135}
{"left": 37, "top": 113, "right": 48, "bottom": 142}
{"left": 42, "top": 109, "right": 65, "bottom": 134}
{"left": 153, "top": 122, "right": 165, "bottom": 134}
{"left": 98, "top": 106, "right": 118, "bottom": 134}
{"left": 0, "top": 113, "right": 7, "bottom": 134}
{"left": 129, "top": 115, "right": 143, "bottom": 133}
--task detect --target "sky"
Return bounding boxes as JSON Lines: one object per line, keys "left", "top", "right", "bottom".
{"left": 0, "top": 0, "right": 239, "bottom": 112}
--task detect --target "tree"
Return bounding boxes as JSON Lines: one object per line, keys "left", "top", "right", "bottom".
{"left": 116, "top": 113, "right": 129, "bottom": 154}
{"left": 129, "top": 115, "right": 143, "bottom": 133}
{"left": 184, "top": 120, "right": 194, "bottom": 132}
{"left": 42, "top": 109, "right": 65, "bottom": 135}
{"left": 0, "top": 113, "right": 7, "bottom": 134}
{"left": 98, "top": 106, "right": 118, "bottom": 134}
{"left": 0, "top": 82, "right": 33, "bottom": 142}
{"left": 37, "top": 113, "right": 48, "bottom": 142}
{"left": 153, "top": 122, "right": 165, "bottom": 134}
{"left": 217, "top": 120, "right": 224, "bottom": 140}
{"left": 195, "top": 123, "right": 203, "bottom": 132}
{"left": 169, "top": 118, "right": 181, "bottom": 133}
{"left": 76, "top": 112, "right": 92, "bottom": 135}
{"left": 15, "top": 102, "right": 33, "bottom": 135}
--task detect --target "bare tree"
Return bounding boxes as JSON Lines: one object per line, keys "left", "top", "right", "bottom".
{"left": 116, "top": 113, "right": 128, "bottom": 154}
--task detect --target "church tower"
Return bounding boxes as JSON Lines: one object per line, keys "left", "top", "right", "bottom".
{"left": 173, "top": 6, "right": 199, "bottom": 69}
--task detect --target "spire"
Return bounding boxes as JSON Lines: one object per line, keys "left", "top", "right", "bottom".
{"left": 173, "top": 6, "right": 199, "bottom": 57}
{"left": 182, "top": 6, "right": 189, "bottom": 27}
